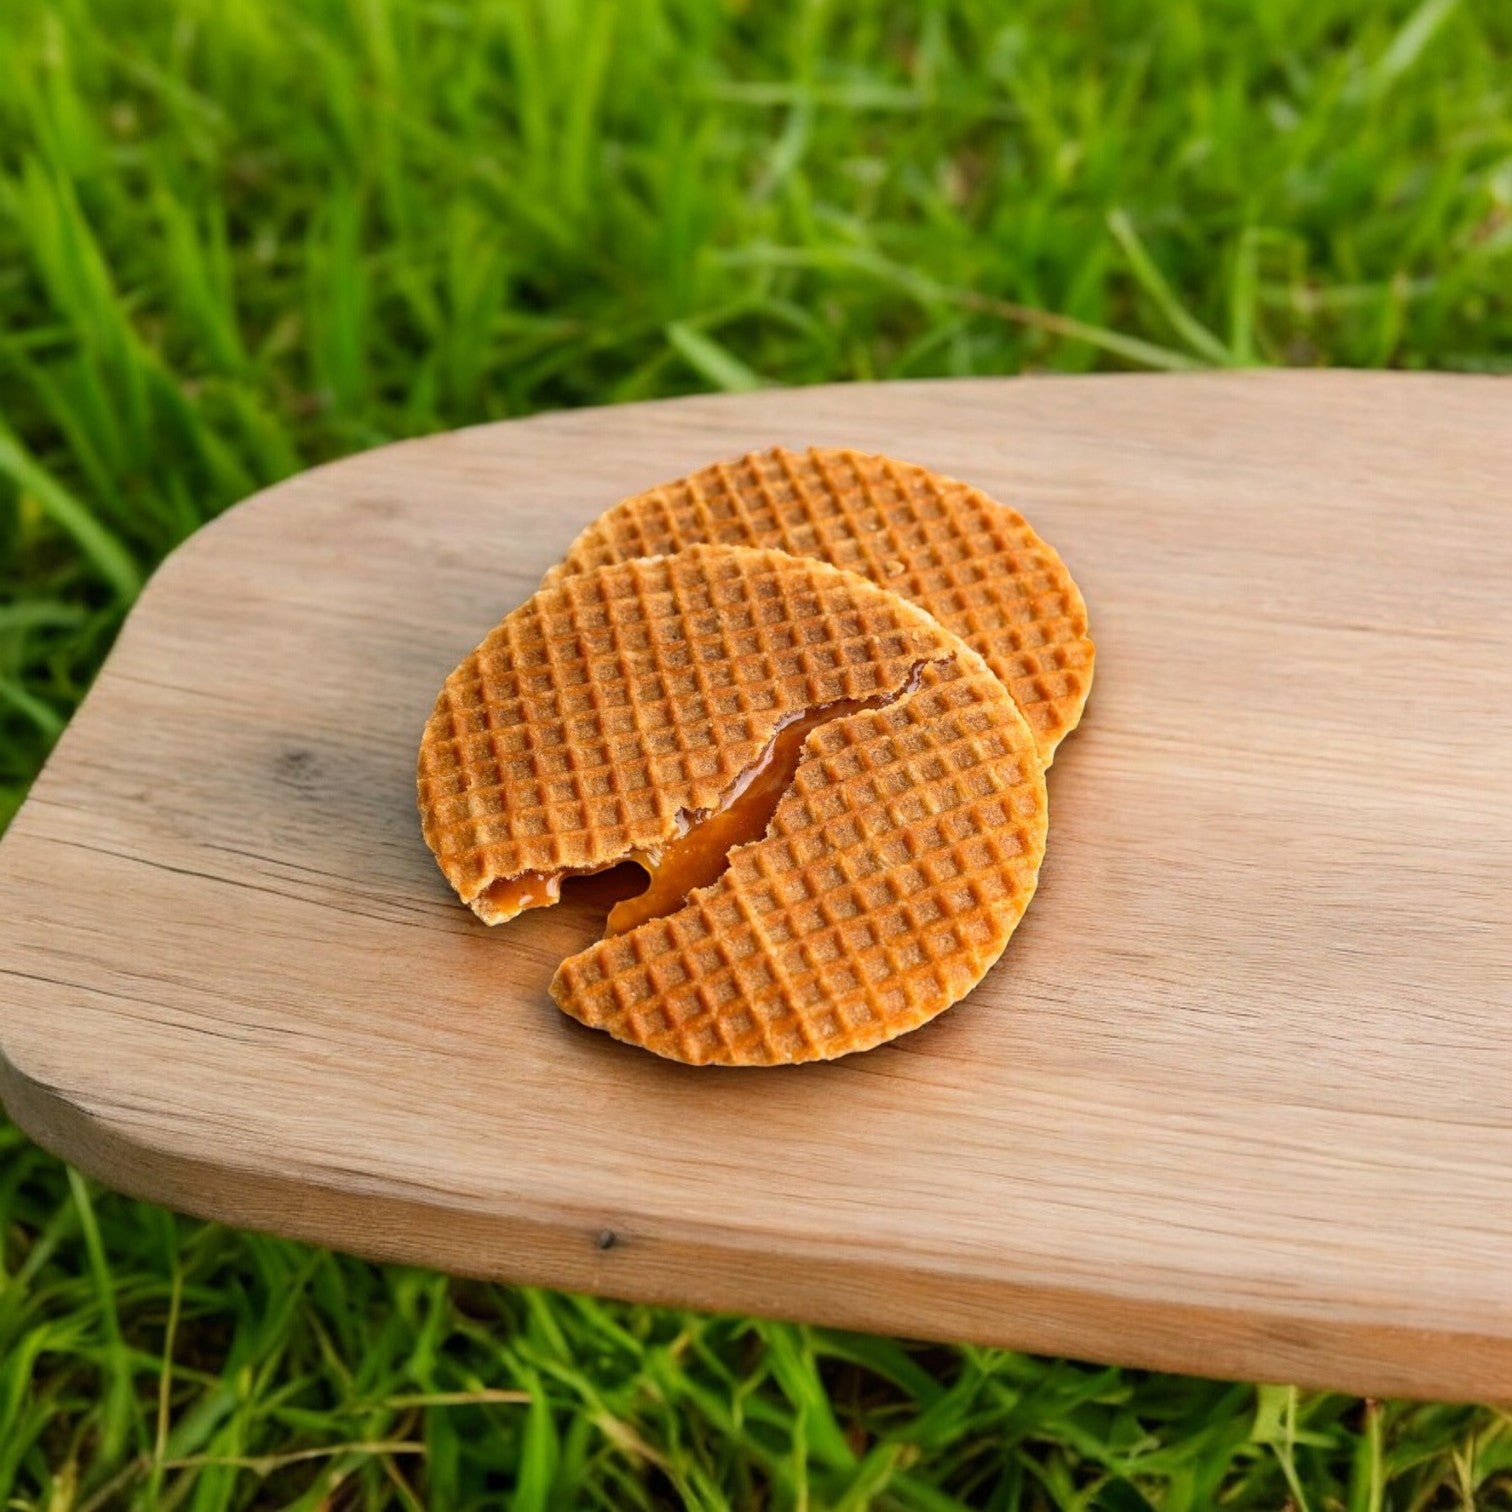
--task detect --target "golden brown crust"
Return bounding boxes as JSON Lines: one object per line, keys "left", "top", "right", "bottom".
{"left": 417, "top": 545, "right": 973, "bottom": 922}
{"left": 550, "top": 654, "right": 1047, "bottom": 1066}
{"left": 544, "top": 447, "right": 1094, "bottom": 762}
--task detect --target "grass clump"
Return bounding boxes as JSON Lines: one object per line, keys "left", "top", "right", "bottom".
{"left": 1, "top": 0, "right": 1510, "bottom": 1505}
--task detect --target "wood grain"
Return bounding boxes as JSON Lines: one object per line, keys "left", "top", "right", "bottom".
{"left": 1, "top": 372, "right": 1509, "bottom": 1401}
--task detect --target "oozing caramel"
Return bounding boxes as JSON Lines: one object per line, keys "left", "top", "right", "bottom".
{"left": 478, "top": 868, "right": 565, "bottom": 919}
{"left": 604, "top": 686, "right": 903, "bottom": 937}
{"left": 480, "top": 668, "right": 925, "bottom": 931}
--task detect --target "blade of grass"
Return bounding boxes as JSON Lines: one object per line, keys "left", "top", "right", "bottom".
{"left": 66, "top": 1170, "right": 144, "bottom": 1469}
{"left": 1366, "top": 0, "right": 1463, "bottom": 97}
{"left": 961, "top": 290, "right": 1212, "bottom": 372}
{"left": 0, "top": 677, "right": 63, "bottom": 737}
{"left": 666, "top": 321, "right": 773, "bottom": 391}
{"left": 1107, "top": 209, "right": 1237, "bottom": 366}
{"left": 0, "top": 425, "right": 141, "bottom": 598}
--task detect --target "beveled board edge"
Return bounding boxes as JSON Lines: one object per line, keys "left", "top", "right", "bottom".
{"left": 4, "top": 1050, "right": 1505, "bottom": 1402}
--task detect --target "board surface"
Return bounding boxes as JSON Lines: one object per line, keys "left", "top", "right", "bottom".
{"left": 2, "top": 373, "right": 1509, "bottom": 1400}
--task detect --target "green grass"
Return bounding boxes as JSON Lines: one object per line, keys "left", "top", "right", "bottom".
{"left": 1, "top": 0, "right": 1509, "bottom": 1504}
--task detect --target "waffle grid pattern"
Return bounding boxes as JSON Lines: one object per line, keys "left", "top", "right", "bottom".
{"left": 418, "top": 545, "right": 964, "bottom": 919}
{"left": 544, "top": 447, "right": 1094, "bottom": 761}
{"left": 551, "top": 655, "right": 1047, "bottom": 1065}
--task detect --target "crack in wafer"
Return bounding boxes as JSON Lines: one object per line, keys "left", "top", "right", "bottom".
{"left": 604, "top": 657, "right": 942, "bottom": 936}
{"left": 474, "top": 656, "right": 949, "bottom": 930}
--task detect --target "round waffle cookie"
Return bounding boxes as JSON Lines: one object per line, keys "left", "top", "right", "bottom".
{"left": 551, "top": 652, "right": 1046, "bottom": 1066}
{"left": 419, "top": 544, "right": 1047, "bottom": 1064}
{"left": 543, "top": 447, "right": 1094, "bottom": 763}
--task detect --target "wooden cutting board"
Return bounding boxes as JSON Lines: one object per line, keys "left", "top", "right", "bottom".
{"left": 2, "top": 373, "right": 1508, "bottom": 1401}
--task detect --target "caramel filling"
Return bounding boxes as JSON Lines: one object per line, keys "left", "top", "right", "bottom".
{"left": 477, "top": 669, "right": 924, "bottom": 930}
{"left": 605, "top": 682, "right": 910, "bottom": 936}
{"left": 477, "top": 869, "right": 566, "bottom": 919}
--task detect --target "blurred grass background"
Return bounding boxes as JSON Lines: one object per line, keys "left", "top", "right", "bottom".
{"left": 0, "top": 0, "right": 1509, "bottom": 1505}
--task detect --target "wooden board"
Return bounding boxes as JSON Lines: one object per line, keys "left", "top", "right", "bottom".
{"left": 1, "top": 373, "right": 1509, "bottom": 1401}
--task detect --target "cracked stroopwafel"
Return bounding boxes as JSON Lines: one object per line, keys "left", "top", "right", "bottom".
{"left": 551, "top": 652, "right": 1047, "bottom": 1065}
{"left": 544, "top": 447, "right": 1093, "bottom": 763}
{"left": 417, "top": 544, "right": 984, "bottom": 924}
